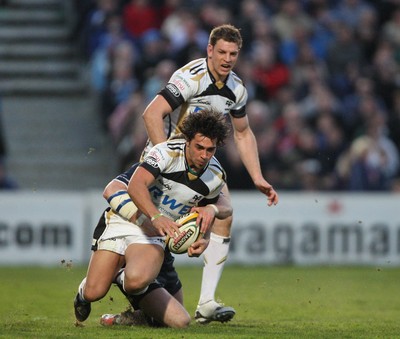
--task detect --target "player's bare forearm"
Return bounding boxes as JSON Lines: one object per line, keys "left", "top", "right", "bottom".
{"left": 233, "top": 124, "right": 279, "bottom": 206}
{"left": 142, "top": 95, "right": 170, "bottom": 145}
{"left": 233, "top": 127, "right": 264, "bottom": 183}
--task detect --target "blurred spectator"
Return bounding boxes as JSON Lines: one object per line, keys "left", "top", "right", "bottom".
{"left": 271, "top": 0, "right": 314, "bottom": 42}
{"left": 90, "top": 11, "right": 135, "bottom": 92}
{"left": 298, "top": 80, "right": 342, "bottom": 119}
{"left": 355, "top": 5, "right": 379, "bottom": 63}
{"left": 336, "top": 109, "right": 399, "bottom": 191}
{"left": 166, "top": 11, "right": 208, "bottom": 66}
{"left": 107, "top": 91, "right": 148, "bottom": 171}
{"left": 79, "top": 0, "right": 120, "bottom": 58}
{"left": 122, "top": 0, "right": 160, "bottom": 47}
{"left": 289, "top": 41, "right": 329, "bottom": 99}
{"left": 234, "top": 0, "right": 269, "bottom": 53}
{"left": 251, "top": 40, "right": 290, "bottom": 100}
{"left": 198, "top": 2, "right": 233, "bottom": 32}
{"left": 329, "top": 0, "right": 374, "bottom": 29}
{"left": 387, "top": 89, "right": 400, "bottom": 156}
{"left": 371, "top": 40, "right": 398, "bottom": 111}
{"left": 135, "top": 29, "right": 171, "bottom": 83}
{"left": 100, "top": 40, "right": 139, "bottom": 128}
{"left": 381, "top": 8, "right": 400, "bottom": 49}
{"left": 325, "top": 22, "right": 365, "bottom": 96}
{"left": 142, "top": 58, "right": 177, "bottom": 103}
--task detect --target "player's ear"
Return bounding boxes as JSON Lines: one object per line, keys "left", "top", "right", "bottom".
{"left": 207, "top": 44, "right": 213, "bottom": 58}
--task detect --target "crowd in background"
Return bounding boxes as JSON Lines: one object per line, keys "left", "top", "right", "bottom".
{"left": 71, "top": 0, "right": 400, "bottom": 192}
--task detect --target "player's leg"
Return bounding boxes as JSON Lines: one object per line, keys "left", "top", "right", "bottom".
{"left": 138, "top": 288, "right": 190, "bottom": 328}
{"left": 100, "top": 287, "right": 189, "bottom": 328}
{"left": 196, "top": 184, "right": 236, "bottom": 324}
{"left": 119, "top": 242, "right": 165, "bottom": 295}
{"left": 74, "top": 209, "right": 126, "bottom": 323}
{"left": 74, "top": 248, "right": 123, "bottom": 322}
{"left": 100, "top": 249, "right": 187, "bottom": 328}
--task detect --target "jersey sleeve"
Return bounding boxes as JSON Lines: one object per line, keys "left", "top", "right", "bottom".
{"left": 139, "top": 144, "right": 169, "bottom": 178}
{"left": 114, "top": 163, "right": 139, "bottom": 185}
{"left": 229, "top": 75, "right": 248, "bottom": 118}
{"left": 158, "top": 60, "right": 203, "bottom": 110}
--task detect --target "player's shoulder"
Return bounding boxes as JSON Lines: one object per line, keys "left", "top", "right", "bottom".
{"left": 208, "top": 156, "right": 227, "bottom": 181}
{"left": 166, "top": 137, "right": 186, "bottom": 151}
{"left": 227, "top": 70, "right": 246, "bottom": 92}
{"left": 229, "top": 70, "right": 244, "bottom": 85}
{"left": 150, "top": 138, "right": 185, "bottom": 155}
{"left": 175, "top": 58, "right": 207, "bottom": 77}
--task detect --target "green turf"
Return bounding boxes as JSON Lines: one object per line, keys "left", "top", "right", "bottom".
{"left": 0, "top": 264, "right": 399, "bottom": 338}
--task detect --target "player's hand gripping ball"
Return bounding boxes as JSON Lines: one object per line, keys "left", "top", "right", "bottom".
{"left": 167, "top": 212, "right": 201, "bottom": 254}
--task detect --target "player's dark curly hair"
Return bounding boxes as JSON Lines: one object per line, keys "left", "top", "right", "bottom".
{"left": 180, "top": 108, "right": 230, "bottom": 147}
{"left": 209, "top": 24, "right": 242, "bottom": 50}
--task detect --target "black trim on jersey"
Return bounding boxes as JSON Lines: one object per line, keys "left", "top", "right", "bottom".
{"left": 158, "top": 87, "right": 185, "bottom": 111}
{"left": 194, "top": 82, "right": 237, "bottom": 103}
{"left": 198, "top": 196, "right": 220, "bottom": 206}
{"left": 166, "top": 141, "right": 185, "bottom": 151}
{"left": 140, "top": 161, "right": 161, "bottom": 178}
{"left": 161, "top": 171, "right": 211, "bottom": 196}
{"left": 91, "top": 208, "right": 110, "bottom": 251}
{"left": 230, "top": 105, "right": 246, "bottom": 119}
{"left": 190, "top": 61, "right": 207, "bottom": 75}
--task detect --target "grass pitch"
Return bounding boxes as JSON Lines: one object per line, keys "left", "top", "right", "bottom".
{"left": 0, "top": 264, "right": 399, "bottom": 338}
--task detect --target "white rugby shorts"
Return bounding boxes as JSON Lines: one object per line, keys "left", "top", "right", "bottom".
{"left": 97, "top": 210, "right": 166, "bottom": 255}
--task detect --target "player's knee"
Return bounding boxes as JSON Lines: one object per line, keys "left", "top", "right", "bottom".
{"left": 169, "top": 312, "right": 191, "bottom": 328}
{"left": 123, "top": 272, "right": 151, "bottom": 294}
{"left": 83, "top": 283, "right": 108, "bottom": 302}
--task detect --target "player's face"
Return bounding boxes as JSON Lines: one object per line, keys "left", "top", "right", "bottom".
{"left": 186, "top": 133, "right": 217, "bottom": 172}
{"left": 207, "top": 39, "right": 240, "bottom": 81}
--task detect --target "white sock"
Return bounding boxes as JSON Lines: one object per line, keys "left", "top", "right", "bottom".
{"left": 198, "top": 232, "right": 230, "bottom": 305}
{"left": 78, "top": 277, "right": 88, "bottom": 303}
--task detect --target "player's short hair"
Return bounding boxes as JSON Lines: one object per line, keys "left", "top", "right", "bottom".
{"left": 209, "top": 24, "right": 242, "bottom": 50}
{"left": 180, "top": 109, "right": 230, "bottom": 147}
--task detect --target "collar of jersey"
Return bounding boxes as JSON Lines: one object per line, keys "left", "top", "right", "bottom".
{"left": 207, "top": 58, "right": 229, "bottom": 86}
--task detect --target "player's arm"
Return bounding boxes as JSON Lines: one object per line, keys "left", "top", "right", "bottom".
{"left": 191, "top": 190, "right": 232, "bottom": 234}
{"left": 142, "top": 95, "right": 173, "bottom": 146}
{"left": 127, "top": 166, "right": 180, "bottom": 238}
{"left": 231, "top": 115, "right": 279, "bottom": 206}
{"left": 103, "top": 165, "right": 139, "bottom": 223}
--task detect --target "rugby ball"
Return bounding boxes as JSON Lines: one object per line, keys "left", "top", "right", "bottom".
{"left": 167, "top": 212, "right": 201, "bottom": 254}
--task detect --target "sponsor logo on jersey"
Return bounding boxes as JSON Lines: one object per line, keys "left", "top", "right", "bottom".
{"left": 172, "top": 78, "right": 186, "bottom": 92}
{"left": 189, "top": 194, "right": 203, "bottom": 205}
{"left": 225, "top": 99, "right": 234, "bottom": 107}
{"left": 144, "top": 156, "right": 159, "bottom": 168}
{"left": 149, "top": 186, "right": 192, "bottom": 215}
{"left": 148, "top": 149, "right": 161, "bottom": 162}
{"left": 194, "top": 99, "right": 210, "bottom": 105}
{"left": 158, "top": 179, "right": 172, "bottom": 190}
{"left": 166, "top": 83, "right": 181, "bottom": 97}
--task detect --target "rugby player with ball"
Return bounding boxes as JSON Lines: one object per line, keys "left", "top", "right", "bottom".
{"left": 74, "top": 108, "right": 232, "bottom": 328}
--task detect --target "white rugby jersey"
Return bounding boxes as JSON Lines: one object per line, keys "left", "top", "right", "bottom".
{"left": 143, "top": 57, "right": 248, "bottom": 154}
{"left": 120, "top": 138, "right": 226, "bottom": 221}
